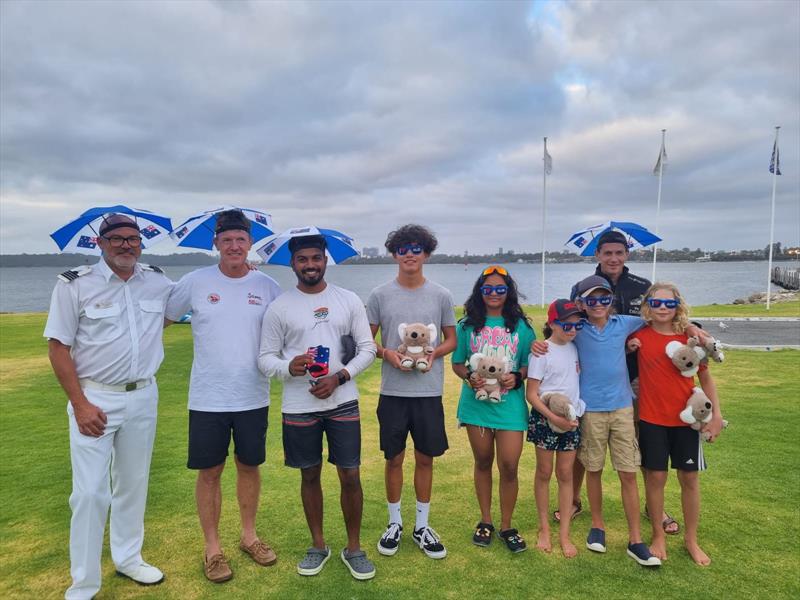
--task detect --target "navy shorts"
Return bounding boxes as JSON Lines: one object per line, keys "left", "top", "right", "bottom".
{"left": 188, "top": 407, "right": 268, "bottom": 470}
{"left": 377, "top": 394, "right": 449, "bottom": 460}
{"left": 527, "top": 410, "right": 581, "bottom": 452}
{"left": 639, "top": 420, "right": 706, "bottom": 472}
{"left": 282, "top": 400, "right": 361, "bottom": 470}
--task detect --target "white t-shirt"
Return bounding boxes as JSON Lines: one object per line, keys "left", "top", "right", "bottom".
{"left": 258, "top": 284, "right": 376, "bottom": 414}
{"left": 165, "top": 266, "right": 282, "bottom": 412}
{"left": 527, "top": 341, "right": 586, "bottom": 416}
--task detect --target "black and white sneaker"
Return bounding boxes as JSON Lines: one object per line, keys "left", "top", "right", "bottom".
{"left": 413, "top": 526, "right": 447, "bottom": 559}
{"left": 377, "top": 523, "right": 403, "bottom": 556}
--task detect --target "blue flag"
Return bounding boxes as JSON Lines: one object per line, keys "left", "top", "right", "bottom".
{"left": 769, "top": 140, "right": 782, "bottom": 175}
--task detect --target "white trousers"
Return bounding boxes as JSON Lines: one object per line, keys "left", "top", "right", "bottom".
{"left": 65, "top": 384, "right": 158, "bottom": 600}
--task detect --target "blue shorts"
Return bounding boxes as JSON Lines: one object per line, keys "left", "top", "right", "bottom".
{"left": 282, "top": 400, "right": 361, "bottom": 469}
{"left": 527, "top": 410, "right": 581, "bottom": 452}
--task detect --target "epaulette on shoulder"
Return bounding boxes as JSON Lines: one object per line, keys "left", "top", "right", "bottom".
{"left": 57, "top": 265, "right": 92, "bottom": 283}
{"left": 141, "top": 264, "right": 164, "bottom": 274}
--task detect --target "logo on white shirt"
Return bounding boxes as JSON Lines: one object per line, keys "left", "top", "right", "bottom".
{"left": 248, "top": 293, "right": 262, "bottom": 306}
{"left": 207, "top": 293, "right": 220, "bottom": 304}
{"left": 314, "top": 307, "right": 329, "bottom": 319}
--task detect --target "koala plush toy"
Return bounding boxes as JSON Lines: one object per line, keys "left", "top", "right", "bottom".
{"left": 679, "top": 386, "right": 728, "bottom": 441}
{"left": 540, "top": 392, "right": 578, "bottom": 433}
{"left": 397, "top": 322, "right": 437, "bottom": 371}
{"left": 468, "top": 353, "right": 511, "bottom": 403}
{"left": 665, "top": 336, "right": 707, "bottom": 377}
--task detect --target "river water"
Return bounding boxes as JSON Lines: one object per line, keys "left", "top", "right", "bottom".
{"left": 1, "top": 261, "right": 796, "bottom": 313}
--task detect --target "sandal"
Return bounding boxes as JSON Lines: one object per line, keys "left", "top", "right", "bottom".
{"left": 472, "top": 522, "right": 494, "bottom": 547}
{"left": 553, "top": 501, "right": 582, "bottom": 523}
{"left": 644, "top": 506, "right": 681, "bottom": 535}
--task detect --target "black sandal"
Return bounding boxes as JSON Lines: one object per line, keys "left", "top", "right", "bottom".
{"left": 472, "top": 522, "right": 494, "bottom": 547}
{"left": 553, "top": 501, "right": 583, "bottom": 523}
{"left": 498, "top": 528, "right": 528, "bottom": 553}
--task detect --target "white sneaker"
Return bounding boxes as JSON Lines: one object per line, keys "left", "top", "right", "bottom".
{"left": 116, "top": 561, "right": 165, "bottom": 585}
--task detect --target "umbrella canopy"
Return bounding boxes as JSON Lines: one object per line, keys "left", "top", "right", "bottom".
{"left": 565, "top": 221, "right": 662, "bottom": 257}
{"left": 50, "top": 205, "right": 173, "bottom": 255}
{"left": 169, "top": 206, "right": 274, "bottom": 250}
{"left": 255, "top": 226, "right": 359, "bottom": 266}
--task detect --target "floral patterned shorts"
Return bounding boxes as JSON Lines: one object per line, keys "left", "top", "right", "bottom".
{"left": 527, "top": 410, "right": 581, "bottom": 452}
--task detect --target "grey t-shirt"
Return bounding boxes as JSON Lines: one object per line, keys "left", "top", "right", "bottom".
{"left": 366, "top": 279, "right": 456, "bottom": 397}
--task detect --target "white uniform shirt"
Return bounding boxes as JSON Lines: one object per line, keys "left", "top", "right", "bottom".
{"left": 43, "top": 259, "right": 173, "bottom": 385}
{"left": 165, "top": 266, "right": 282, "bottom": 412}
{"left": 258, "top": 284, "right": 376, "bottom": 414}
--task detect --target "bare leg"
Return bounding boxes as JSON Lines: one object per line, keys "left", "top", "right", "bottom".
{"left": 196, "top": 463, "right": 225, "bottom": 559}
{"left": 585, "top": 469, "right": 605, "bottom": 530}
{"left": 300, "top": 464, "right": 325, "bottom": 549}
{"left": 534, "top": 447, "right": 554, "bottom": 553}
{"left": 644, "top": 468, "right": 668, "bottom": 559}
{"left": 495, "top": 430, "right": 523, "bottom": 531}
{"left": 556, "top": 460, "right": 584, "bottom": 521}
{"left": 466, "top": 426, "right": 495, "bottom": 524}
{"left": 556, "top": 451, "right": 578, "bottom": 558}
{"left": 385, "top": 450, "right": 405, "bottom": 503}
{"left": 413, "top": 449, "right": 433, "bottom": 503}
{"left": 641, "top": 466, "right": 677, "bottom": 532}
{"left": 677, "top": 470, "right": 710, "bottom": 566}
{"left": 337, "top": 467, "right": 363, "bottom": 553}
{"left": 619, "top": 471, "right": 643, "bottom": 543}
{"left": 235, "top": 457, "right": 261, "bottom": 546}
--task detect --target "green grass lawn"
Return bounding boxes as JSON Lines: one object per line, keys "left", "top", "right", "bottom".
{"left": 1, "top": 311, "right": 799, "bottom": 599}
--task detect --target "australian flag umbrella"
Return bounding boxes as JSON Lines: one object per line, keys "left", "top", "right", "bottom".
{"left": 50, "top": 205, "right": 173, "bottom": 255}
{"left": 565, "top": 221, "right": 662, "bottom": 257}
{"left": 255, "top": 226, "right": 359, "bottom": 266}
{"left": 169, "top": 206, "right": 274, "bottom": 250}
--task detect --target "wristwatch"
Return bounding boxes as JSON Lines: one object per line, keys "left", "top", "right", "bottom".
{"left": 337, "top": 371, "right": 347, "bottom": 386}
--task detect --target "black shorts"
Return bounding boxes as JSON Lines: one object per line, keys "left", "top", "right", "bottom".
{"left": 188, "top": 407, "right": 268, "bottom": 470}
{"left": 377, "top": 394, "right": 448, "bottom": 460}
{"left": 282, "top": 400, "right": 361, "bottom": 470}
{"left": 639, "top": 420, "right": 706, "bottom": 472}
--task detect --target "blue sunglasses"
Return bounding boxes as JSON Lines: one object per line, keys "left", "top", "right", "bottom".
{"left": 396, "top": 244, "right": 424, "bottom": 256}
{"left": 480, "top": 285, "right": 508, "bottom": 296}
{"left": 554, "top": 319, "right": 584, "bottom": 332}
{"left": 647, "top": 298, "right": 680, "bottom": 309}
{"left": 581, "top": 295, "right": 614, "bottom": 307}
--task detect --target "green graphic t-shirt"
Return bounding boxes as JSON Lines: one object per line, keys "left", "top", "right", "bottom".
{"left": 453, "top": 315, "right": 535, "bottom": 431}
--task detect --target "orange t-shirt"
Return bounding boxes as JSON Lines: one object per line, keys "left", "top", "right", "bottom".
{"left": 633, "top": 326, "right": 707, "bottom": 427}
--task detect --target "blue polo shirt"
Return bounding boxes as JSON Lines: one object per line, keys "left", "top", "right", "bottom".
{"left": 573, "top": 315, "right": 645, "bottom": 412}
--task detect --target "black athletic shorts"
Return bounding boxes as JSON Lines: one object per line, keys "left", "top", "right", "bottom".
{"left": 187, "top": 406, "right": 268, "bottom": 470}
{"left": 377, "top": 394, "right": 449, "bottom": 460}
{"left": 282, "top": 400, "right": 361, "bottom": 470}
{"left": 639, "top": 420, "right": 706, "bottom": 472}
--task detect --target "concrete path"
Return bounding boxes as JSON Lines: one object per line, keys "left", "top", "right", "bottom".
{"left": 694, "top": 317, "right": 800, "bottom": 349}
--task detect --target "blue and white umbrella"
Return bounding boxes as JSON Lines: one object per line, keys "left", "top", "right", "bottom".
{"left": 565, "top": 221, "right": 662, "bottom": 257}
{"left": 169, "top": 206, "right": 274, "bottom": 250}
{"left": 50, "top": 205, "right": 173, "bottom": 255}
{"left": 255, "top": 226, "right": 359, "bottom": 265}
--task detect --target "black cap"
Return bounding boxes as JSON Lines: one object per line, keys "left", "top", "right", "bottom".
{"left": 288, "top": 234, "right": 327, "bottom": 255}
{"left": 575, "top": 275, "right": 613, "bottom": 297}
{"left": 548, "top": 299, "right": 585, "bottom": 322}
{"left": 596, "top": 230, "right": 629, "bottom": 250}
{"left": 99, "top": 214, "right": 138, "bottom": 236}
{"left": 215, "top": 210, "right": 251, "bottom": 235}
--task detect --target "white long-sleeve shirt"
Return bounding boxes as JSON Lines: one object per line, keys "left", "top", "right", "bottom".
{"left": 258, "top": 284, "right": 376, "bottom": 414}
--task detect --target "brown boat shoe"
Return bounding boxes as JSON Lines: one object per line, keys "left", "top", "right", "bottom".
{"left": 204, "top": 552, "right": 233, "bottom": 583}
{"left": 240, "top": 539, "right": 278, "bottom": 566}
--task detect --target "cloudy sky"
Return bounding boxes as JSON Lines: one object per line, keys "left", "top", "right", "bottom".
{"left": 1, "top": 0, "right": 798, "bottom": 256}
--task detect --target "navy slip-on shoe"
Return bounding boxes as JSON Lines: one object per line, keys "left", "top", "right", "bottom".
{"left": 586, "top": 528, "right": 606, "bottom": 553}
{"left": 627, "top": 542, "right": 662, "bottom": 567}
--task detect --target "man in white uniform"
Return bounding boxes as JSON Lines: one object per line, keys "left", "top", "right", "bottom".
{"left": 258, "top": 234, "right": 377, "bottom": 580}
{"left": 165, "top": 210, "right": 282, "bottom": 583}
{"left": 44, "top": 214, "right": 172, "bottom": 600}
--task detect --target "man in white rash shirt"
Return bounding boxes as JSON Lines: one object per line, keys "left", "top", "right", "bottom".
{"left": 165, "top": 210, "right": 282, "bottom": 583}
{"left": 258, "top": 234, "right": 377, "bottom": 581}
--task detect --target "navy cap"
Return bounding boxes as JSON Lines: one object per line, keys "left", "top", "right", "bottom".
{"left": 596, "top": 230, "right": 629, "bottom": 250}
{"left": 548, "top": 299, "right": 585, "bottom": 322}
{"left": 576, "top": 275, "right": 613, "bottom": 297}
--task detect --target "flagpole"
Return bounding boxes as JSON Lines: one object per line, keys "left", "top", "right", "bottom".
{"left": 651, "top": 129, "right": 665, "bottom": 282}
{"left": 541, "top": 137, "right": 548, "bottom": 308}
{"left": 766, "top": 126, "right": 780, "bottom": 311}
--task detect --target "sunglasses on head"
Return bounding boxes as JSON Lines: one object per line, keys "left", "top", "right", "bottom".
{"left": 581, "top": 295, "right": 614, "bottom": 307}
{"left": 396, "top": 244, "right": 424, "bottom": 256}
{"left": 482, "top": 265, "right": 508, "bottom": 277}
{"left": 647, "top": 298, "right": 680, "bottom": 309}
{"left": 554, "top": 319, "right": 584, "bottom": 332}
{"left": 480, "top": 285, "right": 508, "bottom": 296}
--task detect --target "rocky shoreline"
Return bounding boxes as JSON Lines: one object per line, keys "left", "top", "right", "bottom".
{"left": 733, "top": 290, "right": 799, "bottom": 304}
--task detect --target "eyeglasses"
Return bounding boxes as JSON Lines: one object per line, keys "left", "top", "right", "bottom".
{"left": 396, "top": 244, "right": 424, "bottom": 256}
{"left": 480, "top": 284, "right": 508, "bottom": 296}
{"left": 482, "top": 265, "right": 508, "bottom": 276}
{"left": 101, "top": 235, "right": 142, "bottom": 248}
{"left": 554, "top": 319, "right": 584, "bottom": 332}
{"left": 581, "top": 295, "right": 614, "bottom": 307}
{"left": 647, "top": 298, "right": 680, "bottom": 309}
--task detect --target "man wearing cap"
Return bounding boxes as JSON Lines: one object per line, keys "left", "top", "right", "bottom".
{"left": 258, "top": 234, "right": 377, "bottom": 580}
{"left": 165, "top": 210, "right": 282, "bottom": 583}
{"left": 45, "top": 214, "right": 172, "bottom": 599}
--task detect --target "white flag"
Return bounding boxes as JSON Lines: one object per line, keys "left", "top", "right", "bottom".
{"left": 653, "top": 140, "right": 667, "bottom": 175}
{"left": 544, "top": 141, "right": 553, "bottom": 175}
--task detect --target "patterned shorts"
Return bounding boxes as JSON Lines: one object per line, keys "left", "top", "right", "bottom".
{"left": 527, "top": 410, "right": 581, "bottom": 452}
